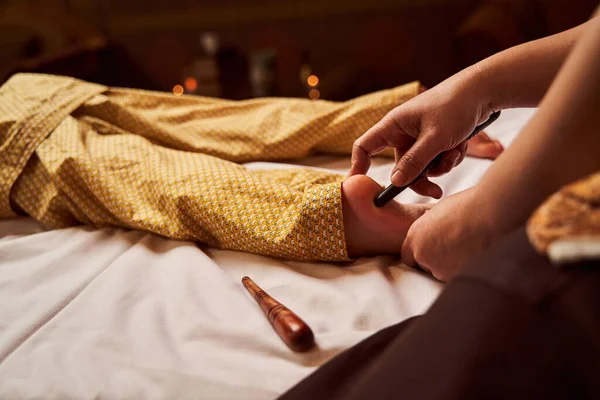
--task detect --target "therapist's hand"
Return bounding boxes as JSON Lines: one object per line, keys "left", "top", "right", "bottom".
{"left": 349, "top": 69, "right": 496, "bottom": 198}
{"left": 400, "top": 187, "right": 498, "bottom": 281}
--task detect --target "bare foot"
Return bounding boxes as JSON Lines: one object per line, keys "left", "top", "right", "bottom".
{"left": 342, "top": 175, "right": 430, "bottom": 257}
{"left": 343, "top": 130, "right": 501, "bottom": 256}
{"left": 466, "top": 132, "right": 504, "bottom": 159}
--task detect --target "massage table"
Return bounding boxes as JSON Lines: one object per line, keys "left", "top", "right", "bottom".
{"left": 0, "top": 108, "right": 536, "bottom": 399}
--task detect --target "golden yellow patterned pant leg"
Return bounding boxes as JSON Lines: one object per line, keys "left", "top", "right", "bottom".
{"left": 0, "top": 74, "right": 419, "bottom": 261}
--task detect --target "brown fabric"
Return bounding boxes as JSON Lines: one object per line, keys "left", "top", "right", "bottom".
{"left": 0, "top": 73, "right": 420, "bottom": 261}
{"left": 280, "top": 227, "right": 600, "bottom": 399}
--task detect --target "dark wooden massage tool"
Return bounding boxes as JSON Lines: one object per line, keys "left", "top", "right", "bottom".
{"left": 242, "top": 276, "right": 315, "bottom": 352}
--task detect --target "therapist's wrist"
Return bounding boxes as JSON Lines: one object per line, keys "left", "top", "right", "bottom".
{"left": 470, "top": 52, "right": 535, "bottom": 112}
{"left": 467, "top": 183, "right": 509, "bottom": 247}
{"left": 449, "top": 62, "right": 501, "bottom": 125}
{"left": 469, "top": 60, "right": 506, "bottom": 112}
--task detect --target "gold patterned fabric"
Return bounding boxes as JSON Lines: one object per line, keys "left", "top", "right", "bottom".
{"left": 527, "top": 172, "right": 600, "bottom": 264}
{"left": 0, "top": 73, "right": 419, "bottom": 261}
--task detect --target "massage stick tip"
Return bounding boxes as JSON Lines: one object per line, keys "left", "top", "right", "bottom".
{"left": 242, "top": 276, "right": 315, "bottom": 352}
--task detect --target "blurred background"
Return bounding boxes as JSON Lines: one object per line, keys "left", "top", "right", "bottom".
{"left": 1, "top": 0, "right": 597, "bottom": 101}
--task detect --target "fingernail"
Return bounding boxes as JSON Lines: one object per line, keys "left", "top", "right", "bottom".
{"left": 495, "top": 142, "right": 503, "bottom": 151}
{"left": 391, "top": 170, "right": 406, "bottom": 186}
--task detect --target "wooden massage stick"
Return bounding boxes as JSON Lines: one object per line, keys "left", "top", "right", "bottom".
{"left": 242, "top": 276, "right": 315, "bottom": 352}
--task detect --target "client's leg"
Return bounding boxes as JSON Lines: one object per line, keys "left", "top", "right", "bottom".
{"left": 0, "top": 74, "right": 481, "bottom": 262}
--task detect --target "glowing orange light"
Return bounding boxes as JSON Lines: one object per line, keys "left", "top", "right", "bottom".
{"left": 173, "top": 84, "right": 184, "bottom": 96}
{"left": 309, "top": 88, "right": 320, "bottom": 100}
{"left": 184, "top": 77, "right": 198, "bottom": 91}
{"left": 307, "top": 75, "right": 319, "bottom": 87}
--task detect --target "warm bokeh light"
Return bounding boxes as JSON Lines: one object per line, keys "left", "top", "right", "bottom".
{"left": 309, "top": 88, "right": 320, "bottom": 100}
{"left": 172, "top": 84, "right": 184, "bottom": 96}
{"left": 184, "top": 77, "right": 198, "bottom": 91}
{"left": 307, "top": 75, "right": 319, "bottom": 87}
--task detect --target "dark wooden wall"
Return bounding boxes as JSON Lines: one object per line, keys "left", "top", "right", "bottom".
{"left": 1, "top": 0, "right": 597, "bottom": 100}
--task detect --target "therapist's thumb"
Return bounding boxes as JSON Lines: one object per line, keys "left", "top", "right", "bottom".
{"left": 400, "top": 234, "right": 418, "bottom": 268}
{"left": 390, "top": 137, "right": 442, "bottom": 187}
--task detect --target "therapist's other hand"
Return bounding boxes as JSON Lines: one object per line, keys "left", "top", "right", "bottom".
{"left": 400, "top": 187, "right": 498, "bottom": 281}
{"left": 350, "top": 70, "right": 496, "bottom": 198}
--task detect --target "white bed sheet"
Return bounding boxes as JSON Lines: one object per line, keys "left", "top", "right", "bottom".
{"left": 0, "top": 108, "right": 535, "bottom": 399}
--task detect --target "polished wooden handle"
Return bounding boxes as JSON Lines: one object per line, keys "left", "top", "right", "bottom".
{"left": 242, "top": 276, "right": 315, "bottom": 352}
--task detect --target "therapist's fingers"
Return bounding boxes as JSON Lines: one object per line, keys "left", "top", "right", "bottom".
{"left": 390, "top": 134, "right": 445, "bottom": 186}
{"left": 394, "top": 151, "right": 443, "bottom": 197}
{"left": 400, "top": 234, "right": 418, "bottom": 268}
{"left": 427, "top": 145, "right": 466, "bottom": 177}
{"left": 453, "top": 141, "right": 469, "bottom": 167}
{"left": 349, "top": 114, "right": 416, "bottom": 176}
{"left": 409, "top": 177, "right": 443, "bottom": 199}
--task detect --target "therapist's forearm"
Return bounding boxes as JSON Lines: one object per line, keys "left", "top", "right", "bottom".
{"left": 475, "top": 14, "right": 600, "bottom": 236}
{"left": 470, "top": 19, "right": 591, "bottom": 110}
